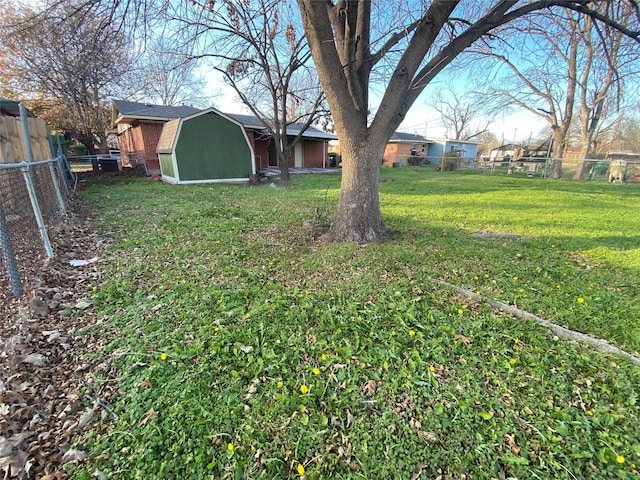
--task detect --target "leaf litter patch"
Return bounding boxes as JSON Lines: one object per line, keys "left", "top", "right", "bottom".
{"left": 0, "top": 201, "right": 118, "bottom": 479}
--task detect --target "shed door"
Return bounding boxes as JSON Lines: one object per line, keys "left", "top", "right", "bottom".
{"left": 294, "top": 143, "right": 304, "bottom": 168}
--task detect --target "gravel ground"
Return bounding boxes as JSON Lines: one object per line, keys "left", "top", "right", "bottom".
{"left": 0, "top": 196, "right": 118, "bottom": 479}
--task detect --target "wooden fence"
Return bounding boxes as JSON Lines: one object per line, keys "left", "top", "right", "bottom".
{"left": 0, "top": 116, "right": 52, "bottom": 163}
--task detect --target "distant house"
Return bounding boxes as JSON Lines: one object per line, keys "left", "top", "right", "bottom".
{"left": 489, "top": 143, "right": 519, "bottom": 163}
{"left": 111, "top": 100, "right": 336, "bottom": 176}
{"left": 427, "top": 138, "right": 480, "bottom": 165}
{"left": 382, "top": 132, "right": 431, "bottom": 167}
{"left": 489, "top": 138, "right": 553, "bottom": 164}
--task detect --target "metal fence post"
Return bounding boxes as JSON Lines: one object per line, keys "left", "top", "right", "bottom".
{"left": 19, "top": 103, "right": 36, "bottom": 163}
{"left": 47, "top": 161, "right": 67, "bottom": 215}
{"left": 0, "top": 197, "right": 23, "bottom": 296}
{"left": 21, "top": 165, "right": 54, "bottom": 259}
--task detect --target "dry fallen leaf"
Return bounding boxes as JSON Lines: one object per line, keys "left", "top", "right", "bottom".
{"left": 504, "top": 433, "right": 521, "bottom": 455}
{"left": 453, "top": 333, "right": 472, "bottom": 345}
{"left": 22, "top": 353, "right": 47, "bottom": 366}
{"left": 418, "top": 431, "right": 439, "bottom": 442}
{"left": 138, "top": 408, "right": 156, "bottom": 426}
{"left": 361, "top": 380, "right": 377, "bottom": 396}
{"left": 61, "top": 449, "right": 87, "bottom": 463}
{"left": 40, "top": 471, "right": 67, "bottom": 480}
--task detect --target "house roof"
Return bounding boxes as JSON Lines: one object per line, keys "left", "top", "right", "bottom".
{"left": 112, "top": 100, "right": 336, "bottom": 140}
{"left": 390, "top": 131, "right": 430, "bottom": 143}
{"left": 225, "top": 112, "right": 336, "bottom": 139}
{"left": 431, "top": 138, "right": 481, "bottom": 145}
{"left": 112, "top": 100, "right": 201, "bottom": 126}
{"left": 0, "top": 97, "right": 35, "bottom": 117}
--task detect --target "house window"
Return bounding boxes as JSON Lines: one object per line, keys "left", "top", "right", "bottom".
{"left": 411, "top": 144, "right": 417, "bottom": 155}
{"left": 421, "top": 144, "right": 425, "bottom": 153}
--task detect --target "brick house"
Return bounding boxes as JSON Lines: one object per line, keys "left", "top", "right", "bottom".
{"left": 111, "top": 100, "right": 201, "bottom": 172}
{"left": 382, "top": 132, "right": 431, "bottom": 167}
{"left": 111, "top": 100, "right": 335, "bottom": 174}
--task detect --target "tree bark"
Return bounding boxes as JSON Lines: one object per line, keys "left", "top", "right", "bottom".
{"left": 323, "top": 134, "right": 388, "bottom": 243}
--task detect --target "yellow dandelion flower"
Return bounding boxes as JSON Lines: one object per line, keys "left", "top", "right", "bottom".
{"left": 408, "top": 330, "right": 416, "bottom": 336}
{"left": 321, "top": 354, "right": 327, "bottom": 361}
{"left": 577, "top": 297, "right": 585, "bottom": 304}
{"left": 277, "top": 380, "right": 283, "bottom": 388}
{"left": 509, "top": 358, "right": 516, "bottom": 365}
{"left": 458, "top": 309, "right": 464, "bottom": 315}
{"left": 476, "top": 290, "right": 481, "bottom": 295}
{"left": 586, "top": 410, "right": 593, "bottom": 416}
{"left": 214, "top": 326, "right": 220, "bottom": 332}
{"left": 616, "top": 455, "right": 625, "bottom": 464}
{"left": 551, "top": 244, "right": 556, "bottom": 248}
{"left": 484, "top": 274, "right": 489, "bottom": 278}
{"left": 474, "top": 275, "right": 479, "bottom": 280}
{"left": 556, "top": 284, "right": 561, "bottom": 289}
{"left": 297, "top": 464, "right": 305, "bottom": 475}
{"left": 286, "top": 450, "right": 293, "bottom": 456}
{"left": 312, "top": 367, "right": 320, "bottom": 375}
{"left": 300, "top": 385, "right": 309, "bottom": 394}
{"left": 391, "top": 330, "right": 397, "bottom": 336}
{"left": 429, "top": 366, "right": 435, "bottom": 372}
{"left": 227, "top": 443, "right": 234, "bottom": 452}
{"left": 513, "top": 276, "right": 519, "bottom": 281}
{"left": 160, "top": 353, "right": 167, "bottom": 361}
{"left": 518, "top": 288, "right": 524, "bottom": 293}
{"left": 304, "top": 289, "right": 310, "bottom": 295}
{"left": 92, "top": 286, "right": 97, "bottom": 292}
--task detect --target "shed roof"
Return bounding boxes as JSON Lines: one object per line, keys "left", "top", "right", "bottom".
{"left": 156, "top": 108, "right": 252, "bottom": 154}
{"left": 0, "top": 97, "right": 36, "bottom": 117}
{"left": 112, "top": 99, "right": 201, "bottom": 126}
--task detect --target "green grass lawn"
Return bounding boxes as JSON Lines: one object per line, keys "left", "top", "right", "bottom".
{"left": 70, "top": 169, "right": 640, "bottom": 479}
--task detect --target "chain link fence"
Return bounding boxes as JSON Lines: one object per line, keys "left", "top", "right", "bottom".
{"left": 0, "top": 158, "right": 69, "bottom": 297}
{"left": 392, "top": 156, "right": 640, "bottom": 182}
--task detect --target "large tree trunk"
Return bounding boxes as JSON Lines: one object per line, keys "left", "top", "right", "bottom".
{"left": 322, "top": 135, "right": 388, "bottom": 244}
{"left": 572, "top": 144, "right": 591, "bottom": 180}
{"left": 548, "top": 127, "right": 568, "bottom": 179}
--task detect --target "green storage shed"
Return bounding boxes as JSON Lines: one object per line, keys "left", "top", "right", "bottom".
{"left": 156, "top": 108, "right": 255, "bottom": 184}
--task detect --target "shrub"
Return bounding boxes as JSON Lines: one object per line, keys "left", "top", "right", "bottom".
{"left": 407, "top": 155, "right": 425, "bottom": 166}
{"left": 68, "top": 143, "right": 88, "bottom": 156}
{"left": 441, "top": 151, "right": 460, "bottom": 171}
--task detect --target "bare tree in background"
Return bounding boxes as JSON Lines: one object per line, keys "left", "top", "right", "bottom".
{"left": 475, "top": 3, "right": 637, "bottom": 180}
{"left": 432, "top": 86, "right": 494, "bottom": 140}
{"left": 167, "top": 0, "right": 326, "bottom": 185}
{"left": 476, "top": 10, "right": 585, "bottom": 179}
{"left": 475, "top": 131, "right": 500, "bottom": 158}
{"left": 573, "top": 1, "right": 638, "bottom": 179}
{"left": 0, "top": 1, "right": 133, "bottom": 153}
{"left": 130, "top": 33, "right": 211, "bottom": 108}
